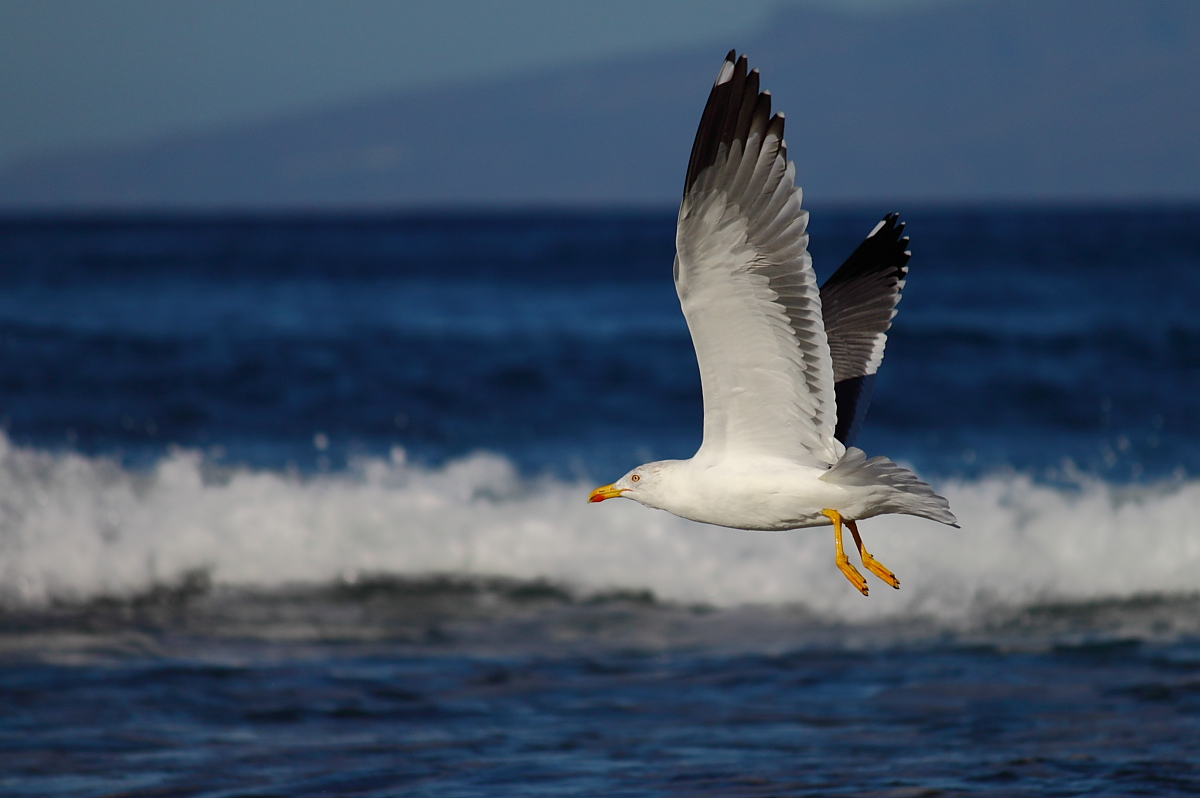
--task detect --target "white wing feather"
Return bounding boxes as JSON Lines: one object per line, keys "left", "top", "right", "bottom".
{"left": 675, "top": 52, "right": 842, "bottom": 467}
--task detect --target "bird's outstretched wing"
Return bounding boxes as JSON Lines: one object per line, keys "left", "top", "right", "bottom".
{"left": 675, "top": 51, "right": 841, "bottom": 467}
{"left": 820, "top": 214, "right": 910, "bottom": 447}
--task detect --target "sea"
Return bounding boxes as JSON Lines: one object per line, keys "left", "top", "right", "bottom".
{"left": 0, "top": 206, "right": 1198, "bottom": 796}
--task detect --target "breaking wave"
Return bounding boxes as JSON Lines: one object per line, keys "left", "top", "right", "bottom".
{"left": 0, "top": 433, "right": 1197, "bottom": 625}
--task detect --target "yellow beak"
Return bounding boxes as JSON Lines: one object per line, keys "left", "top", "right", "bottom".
{"left": 588, "top": 484, "right": 625, "bottom": 503}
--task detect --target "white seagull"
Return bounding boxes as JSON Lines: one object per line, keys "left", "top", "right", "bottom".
{"left": 588, "top": 51, "right": 957, "bottom": 596}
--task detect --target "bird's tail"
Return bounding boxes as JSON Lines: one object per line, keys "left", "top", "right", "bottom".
{"left": 822, "top": 447, "right": 958, "bottom": 527}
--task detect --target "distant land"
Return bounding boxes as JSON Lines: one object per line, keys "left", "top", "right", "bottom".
{"left": 2, "top": 0, "right": 1197, "bottom": 210}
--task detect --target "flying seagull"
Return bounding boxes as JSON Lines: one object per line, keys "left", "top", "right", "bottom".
{"left": 588, "top": 51, "right": 957, "bottom": 596}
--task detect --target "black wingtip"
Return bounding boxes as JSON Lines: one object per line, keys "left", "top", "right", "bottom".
{"left": 871, "top": 213, "right": 905, "bottom": 238}
{"left": 685, "top": 51, "right": 777, "bottom": 198}
{"left": 821, "top": 212, "right": 911, "bottom": 291}
{"left": 714, "top": 50, "right": 743, "bottom": 86}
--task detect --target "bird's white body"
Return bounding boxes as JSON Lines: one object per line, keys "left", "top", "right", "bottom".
{"left": 630, "top": 458, "right": 837, "bottom": 530}
{"left": 606, "top": 451, "right": 945, "bottom": 533}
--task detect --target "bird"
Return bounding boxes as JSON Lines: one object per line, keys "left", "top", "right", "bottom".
{"left": 588, "top": 50, "right": 957, "bottom": 596}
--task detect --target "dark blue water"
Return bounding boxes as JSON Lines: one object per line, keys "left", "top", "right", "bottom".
{"left": 2, "top": 207, "right": 1196, "bottom": 479}
{"left": 5, "top": 632, "right": 1200, "bottom": 797}
{"left": 1, "top": 207, "right": 1199, "bottom": 796}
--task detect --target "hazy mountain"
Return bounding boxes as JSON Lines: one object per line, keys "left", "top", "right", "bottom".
{"left": 2, "top": 0, "right": 1197, "bottom": 209}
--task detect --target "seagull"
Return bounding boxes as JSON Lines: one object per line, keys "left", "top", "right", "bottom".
{"left": 588, "top": 51, "right": 957, "bottom": 596}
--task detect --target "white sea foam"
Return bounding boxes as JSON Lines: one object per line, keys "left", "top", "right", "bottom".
{"left": 1, "top": 432, "right": 1197, "bottom": 621}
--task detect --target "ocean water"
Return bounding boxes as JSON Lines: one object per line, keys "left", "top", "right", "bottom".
{"left": 0, "top": 207, "right": 1198, "bottom": 796}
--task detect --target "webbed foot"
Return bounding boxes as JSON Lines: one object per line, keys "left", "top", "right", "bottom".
{"left": 846, "top": 519, "right": 900, "bottom": 590}
{"left": 823, "top": 509, "right": 869, "bottom": 596}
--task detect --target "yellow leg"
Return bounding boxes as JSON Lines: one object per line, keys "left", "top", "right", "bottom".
{"left": 822, "top": 509, "right": 868, "bottom": 596}
{"left": 846, "top": 519, "right": 900, "bottom": 590}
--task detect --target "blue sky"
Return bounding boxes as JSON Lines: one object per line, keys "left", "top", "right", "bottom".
{"left": 0, "top": 0, "right": 943, "bottom": 167}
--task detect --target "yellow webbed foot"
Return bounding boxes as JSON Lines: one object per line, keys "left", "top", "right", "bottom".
{"left": 823, "top": 509, "right": 869, "bottom": 596}
{"left": 861, "top": 553, "right": 900, "bottom": 589}
{"left": 846, "top": 519, "right": 900, "bottom": 590}
{"left": 837, "top": 552, "right": 870, "bottom": 596}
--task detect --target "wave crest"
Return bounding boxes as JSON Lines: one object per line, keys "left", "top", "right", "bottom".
{"left": 1, "top": 434, "right": 1197, "bottom": 623}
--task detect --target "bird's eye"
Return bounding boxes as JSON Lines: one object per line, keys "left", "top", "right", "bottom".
{"left": 631, "top": 474, "right": 640, "bottom": 482}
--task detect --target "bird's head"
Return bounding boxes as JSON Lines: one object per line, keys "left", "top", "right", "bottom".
{"left": 588, "top": 460, "right": 678, "bottom": 508}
